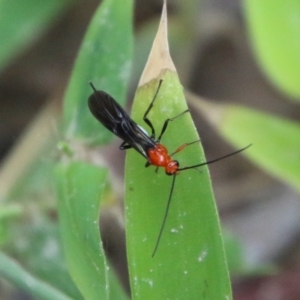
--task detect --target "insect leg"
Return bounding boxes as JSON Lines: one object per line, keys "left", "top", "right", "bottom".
{"left": 170, "top": 139, "right": 200, "bottom": 157}
{"left": 144, "top": 161, "right": 159, "bottom": 173}
{"left": 152, "top": 174, "right": 177, "bottom": 257}
{"left": 156, "top": 109, "right": 190, "bottom": 143}
{"left": 119, "top": 142, "right": 132, "bottom": 150}
{"left": 143, "top": 79, "right": 163, "bottom": 138}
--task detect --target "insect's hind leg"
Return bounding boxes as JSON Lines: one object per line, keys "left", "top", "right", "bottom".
{"left": 170, "top": 139, "right": 200, "bottom": 157}
{"left": 156, "top": 109, "right": 190, "bottom": 143}
{"left": 143, "top": 79, "right": 163, "bottom": 139}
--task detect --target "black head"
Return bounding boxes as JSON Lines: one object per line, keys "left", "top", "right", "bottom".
{"left": 165, "top": 160, "right": 179, "bottom": 176}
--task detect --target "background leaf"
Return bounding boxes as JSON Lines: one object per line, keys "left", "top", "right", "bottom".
{"left": 55, "top": 0, "right": 133, "bottom": 299}
{"left": 189, "top": 96, "right": 300, "bottom": 192}
{"left": 244, "top": 0, "right": 300, "bottom": 99}
{"left": 63, "top": 0, "right": 133, "bottom": 144}
{"left": 56, "top": 162, "right": 109, "bottom": 300}
{"left": 0, "top": 252, "right": 72, "bottom": 300}
{"left": 0, "top": 0, "right": 72, "bottom": 70}
{"left": 219, "top": 106, "right": 300, "bottom": 191}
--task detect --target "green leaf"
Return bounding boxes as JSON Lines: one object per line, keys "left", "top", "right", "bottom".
{"left": 55, "top": 162, "right": 109, "bottom": 300}
{"left": 0, "top": 204, "right": 22, "bottom": 246}
{"left": 244, "top": 0, "right": 300, "bottom": 99}
{"left": 0, "top": 0, "right": 72, "bottom": 70}
{"left": 124, "top": 4, "right": 233, "bottom": 298}
{"left": 0, "top": 204, "right": 21, "bottom": 220}
{"left": 10, "top": 219, "right": 83, "bottom": 300}
{"left": 0, "top": 252, "right": 72, "bottom": 300}
{"left": 63, "top": 0, "right": 133, "bottom": 145}
{"left": 125, "top": 72, "right": 231, "bottom": 299}
{"left": 56, "top": 0, "right": 134, "bottom": 297}
{"left": 223, "top": 231, "right": 245, "bottom": 274}
{"left": 124, "top": 6, "right": 232, "bottom": 297}
{"left": 107, "top": 267, "right": 130, "bottom": 300}
{"left": 217, "top": 105, "right": 300, "bottom": 191}
{"left": 188, "top": 92, "right": 300, "bottom": 191}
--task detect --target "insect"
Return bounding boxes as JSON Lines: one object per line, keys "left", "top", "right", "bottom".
{"left": 88, "top": 81, "right": 250, "bottom": 257}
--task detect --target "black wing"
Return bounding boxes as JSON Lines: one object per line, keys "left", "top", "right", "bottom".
{"left": 88, "top": 88, "right": 156, "bottom": 158}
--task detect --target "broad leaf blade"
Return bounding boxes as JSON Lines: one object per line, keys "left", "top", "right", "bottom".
{"left": 189, "top": 96, "right": 300, "bottom": 192}
{"left": 125, "top": 4, "right": 232, "bottom": 299}
{"left": 0, "top": 252, "right": 72, "bottom": 300}
{"left": 0, "top": 0, "right": 72, "bottom": 70}
{"left": 244, "top": 0, "right": 300, "bottom": 99}
{"left": 220, "top": 106, "right": 300, "bottom": 191}
{"left": 56, "top": 162, "right": 109, "bottom": 300}
{"left": 63, "top": 0, "right": 133, "bottom": 145}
